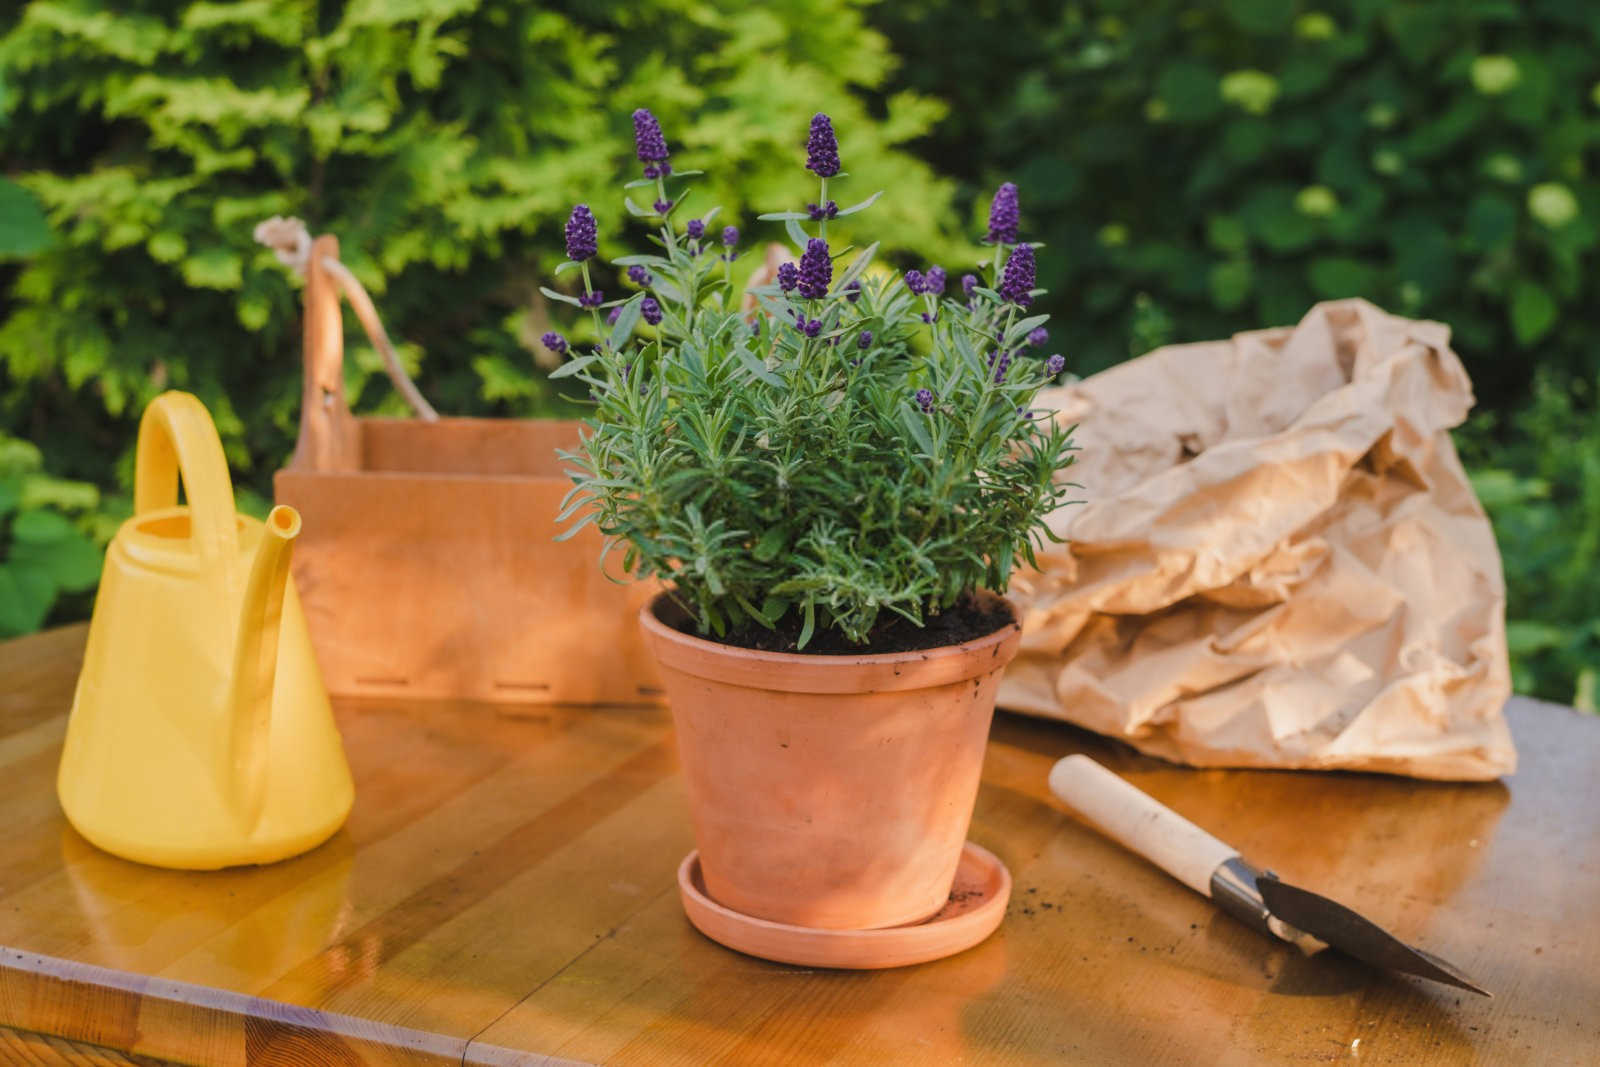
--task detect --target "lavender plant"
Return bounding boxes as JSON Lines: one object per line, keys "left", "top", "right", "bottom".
{"left": 551, "top": 110, "right": 1076, "bottom": 649}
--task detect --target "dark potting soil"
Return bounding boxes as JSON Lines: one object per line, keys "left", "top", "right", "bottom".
{"left": 667, "top": 593, "right": 1016, "bottom": 656}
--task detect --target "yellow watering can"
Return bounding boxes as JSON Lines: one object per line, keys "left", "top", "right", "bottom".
{"left": 59, "top": 391, "right": 353, "bottom": 869}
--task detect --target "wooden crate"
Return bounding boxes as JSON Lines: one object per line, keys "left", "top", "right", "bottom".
{"left": 274, "top": 236, "right": 661, "bottom": 705}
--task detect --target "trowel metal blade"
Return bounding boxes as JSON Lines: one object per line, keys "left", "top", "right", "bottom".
{"left": 1256, "top": 874, "right": 1491, "bottom": 997}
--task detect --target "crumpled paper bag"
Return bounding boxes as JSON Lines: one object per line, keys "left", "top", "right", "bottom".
{"left": 1002, "top": 299, "right": 1516, "bottom": 781}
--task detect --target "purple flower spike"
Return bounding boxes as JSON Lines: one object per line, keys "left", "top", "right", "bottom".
{"left": 806, "top": 113, "right": 841, "bottom": 177}
{"left": 1027, "top": 326, "right": 1048, "bottom": 347}
{"left": 1046, "top": 353, "right": 1065, "bottom": 377}
{"left": 858, "top": 330, "right": 873, "bottom": 349}
{"left": 961, "top": 273, "right": 978, "bottom": 298}
{"left": 777, "top": 262, "right": 799, "bottom": 292}
{"left": 641, "top": 297, "right": 662, "bottom": 326}
{"left": 541, "top": 332, "right": 567, "bottom": 356}
{"left": 643, "top": 165, "right": 660, "bottom": 180}
{"left": 653, "top": 199, "right": 672, "bottom": 215}
{"left": 722, "top": 225, "right": 739, "bottom": 247}
{"left": 606, "top": 306, "right": 622, "bottom": 326}
{"left": 999, "top": 243, "right": 1035, "bottom": 307}
{"left": 806, "top": 201, "right": 839, "bottom": 221}
{"left": 993, "top": 349, "right": 1013, "bottom": 383}
{"left": 579, "top": 290, "right": 605, "bottom": 309}
{"left": 924, "top": 266, "right": 947, "bottom": 295}
{"left": 632, "top": 108, "right": 670, "bottom": 164}
{"left": 844, "top": 280, "right": 861, "bottom": 303}
{"left": 802, "top": 317, "right": 823, "bottom": 338}
{"left": 798, "top": 238, "right": 831, "bottom": 299}
{"left": 627, "top": 265, "right": 652, "bottom": 287}
{"left": 920, "top": 311, "right": 937, "bottom": 323}
{"left": 905, "top": 269, "right": 926, "bottom": 295}
{"left": 565, "top": 204, "right": 598, "bottom": 262}
{"left": 915, "top": 388, "right": 935, "bottom": 413}
{"left": 986, "top": 182, "right": 1019, "bottom": 245}
{"left": 686, "top": 218, "right": 705, "bottom": 240}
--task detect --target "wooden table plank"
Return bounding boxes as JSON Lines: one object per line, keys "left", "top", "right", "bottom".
{"left": 0, "top": 625, "right": 1594, "bottom": 1065}
{"left": 0, "top": 1026, "right": 170, "bottom": 1066}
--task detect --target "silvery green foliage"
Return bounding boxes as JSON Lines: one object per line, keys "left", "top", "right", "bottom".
{"left": 555, "top": 120, "right": 1076, "bottom": 648}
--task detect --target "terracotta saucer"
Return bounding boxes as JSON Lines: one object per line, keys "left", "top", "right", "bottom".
{"left": 677, "top": 842, "right": 1011, "bottom": 969}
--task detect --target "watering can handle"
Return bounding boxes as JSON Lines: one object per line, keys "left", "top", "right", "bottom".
{"left": 134, "top": 391, "right": 241, "bottom": 568}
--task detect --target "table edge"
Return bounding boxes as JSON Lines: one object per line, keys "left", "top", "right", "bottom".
{"left": 0, "top": 945, "right": 582, "bottom": 1066}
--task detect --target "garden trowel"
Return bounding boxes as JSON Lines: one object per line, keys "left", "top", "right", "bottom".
{"left": 1047, "top": 755, "right": 1490, "bottom": 997}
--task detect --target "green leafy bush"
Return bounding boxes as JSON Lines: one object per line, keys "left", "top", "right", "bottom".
{"left": 0, "top": 0, "right": 960, "bottom": 496}
{"left": 871, "top": 0, "right": 1600, "bottom": 394}
{"left": 0, "top": 434, "right": 112, "bottom": 637}
{"left": 557, "top": 113, "right": 1074, "bottom": 648}
{"left": 1460, "top": 376, "right": 1600, "bottom": 710}
{"left": 873, "top": 0, "right": 1600, "bottom": 704}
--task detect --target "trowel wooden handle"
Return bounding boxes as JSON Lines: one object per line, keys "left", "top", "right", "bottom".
{"left": 1048, "top": 754, "right": 1238, "bottom": 898}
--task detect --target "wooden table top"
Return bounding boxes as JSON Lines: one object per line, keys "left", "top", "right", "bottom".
{"left": 1, "top": 624, "right": 1594, "bottom": 1066}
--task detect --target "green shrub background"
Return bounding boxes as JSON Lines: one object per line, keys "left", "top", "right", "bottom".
{"left": 2, "top": 0, "right": 1596, "bottom": 706}
{"left": 869, "top": 0, "right": 1600, "bottom": 706}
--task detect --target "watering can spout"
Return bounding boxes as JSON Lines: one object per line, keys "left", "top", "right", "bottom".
{"left": 227, "top": 504, "right": 302, "bottom": 829}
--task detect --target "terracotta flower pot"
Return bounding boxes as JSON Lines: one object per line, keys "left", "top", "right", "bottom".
{"left": 640, "top": 592, "right": 1022, "bottom": 930}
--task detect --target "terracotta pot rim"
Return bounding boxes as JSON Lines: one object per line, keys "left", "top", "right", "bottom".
{"left": 639, "top": 590, "right": 1021, "bottom": 695}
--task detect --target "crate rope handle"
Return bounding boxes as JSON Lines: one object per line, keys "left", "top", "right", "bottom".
{"left": 254, "top": 216, "right": 439, "bottom": 422}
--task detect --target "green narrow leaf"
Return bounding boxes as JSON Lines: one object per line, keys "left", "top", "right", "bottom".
{"left": 548, "top": 354, "right": 599, "bottom": 380}
{"left": 757, "top": 211, "right": 810, "bottom": 221}
{"left": 539, "top": 285, "right": 584, "bottom": 308}
{"left": 608, "top": 294, "right": 645, "bottom": 350}
{"left": 552, "top": 510, "right": 597, "bottom": 542}
{"left": 798, "top": 602, "right": 816, "bottom": 649}
{"left": 901, "top": 405, "right": 936, "bottom": 457}
{"left": 832, "top": 241, "right": 880, "bottom": 295}
{"left": 1003, "top": 314, "right": 1051, "bottom": 346}
{"left": 833, "top": 190, "right": 885, "bottom": 217}
{"left": 760, "top": 594, "right": 790, "bottom": 624}
{"left": 554, "top": 260, "right": 582, "bottom": 277}
{"left": 624, "top": 196, "right": 652, "bottom": 218}
{"left": 785, "top": 218, "right": 811, "bottom": 251}
{"left": 732, "top": 591, "right": 773, "bottom": 627}
{"left": 736, "top": 346, "right": 784, "bottom": 387}
{"left": 753, "top": 524, "right": 789, "bottom": 562}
